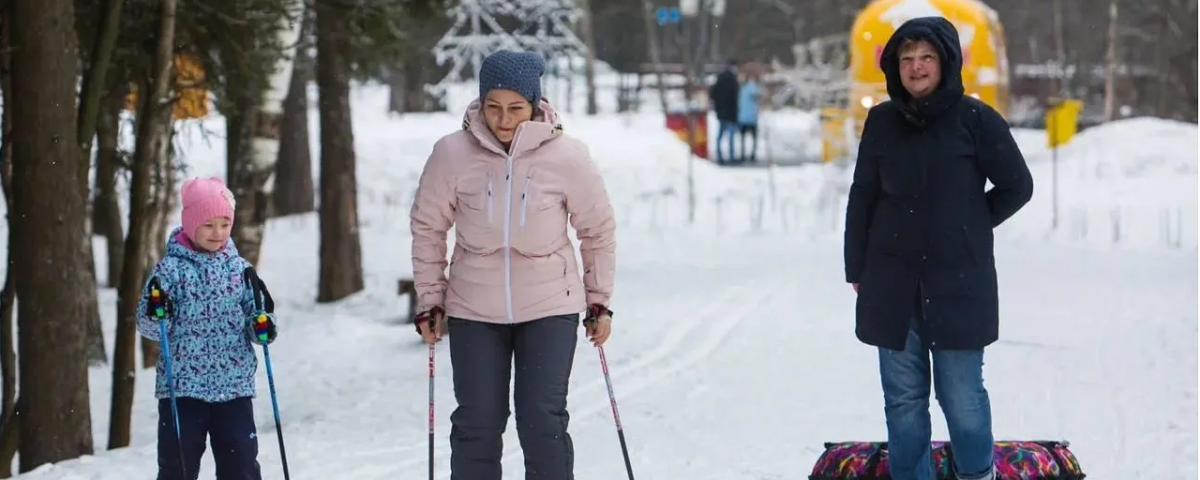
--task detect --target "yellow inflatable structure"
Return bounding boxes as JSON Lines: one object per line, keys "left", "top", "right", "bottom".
{"left": 822, "top": 0, "right": 1010, "bottom": 162}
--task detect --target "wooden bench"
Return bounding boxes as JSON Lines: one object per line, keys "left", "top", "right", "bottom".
{"left": 397, "top": 279, "right": 416, "bottom": 324}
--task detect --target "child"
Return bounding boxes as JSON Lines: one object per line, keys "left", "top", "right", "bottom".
{"left": 136, "top": 176, "right": 279, "bottom": 480}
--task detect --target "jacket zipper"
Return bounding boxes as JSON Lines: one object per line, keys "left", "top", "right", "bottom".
{"left": 501, "top": 129, "right": 524, "bottom": 324}
{"left": 519, "top": 175, "right": 531, "bottom": 228}
{"left": 486, "top": 171, "right": 494, "bottom": 224}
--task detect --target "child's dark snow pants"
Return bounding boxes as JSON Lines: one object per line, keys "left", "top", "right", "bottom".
{"left": 447, "top": 314, "right": 580, "bottom": 480}
{"left": 157, "top": 396, "right": 262, "bottom": 480}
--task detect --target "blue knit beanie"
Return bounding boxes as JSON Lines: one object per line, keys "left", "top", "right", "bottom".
{"left": 478, "top": 50, "right": 545, "bottom": 104}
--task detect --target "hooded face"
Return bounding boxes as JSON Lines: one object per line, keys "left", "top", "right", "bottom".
{"left": 898, "top": 39, "right": 942, "bottom": 99}
{"left": 878, "top": 17, "right": 965, "bottom": 121}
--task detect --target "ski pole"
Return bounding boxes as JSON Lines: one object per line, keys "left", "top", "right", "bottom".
{"left": 248, "top": 269, "right": 290, "bottom": 480}
{"left": 149, "top": 278, "right": 188, "bottom": 480}
{"left": 428, "top": 342, "right": 436, "bottom": 480}
{"left": 597, "top": 345, "right": 635, "bottom": 480}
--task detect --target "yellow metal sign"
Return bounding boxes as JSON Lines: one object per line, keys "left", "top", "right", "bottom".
{"left": 1045, "top": 98, "right": 1082, "bottom": 148}
{"left": 820, "top": 108, "right": 850, "bottom": 163}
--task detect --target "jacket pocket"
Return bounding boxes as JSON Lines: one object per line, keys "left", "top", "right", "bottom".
{"left": 512, "top": 174, "right": 566, "bottom": 255}
{"left": 457, "top": 172, "right": 494, "bottom": 224}
{"left": 553, "top": 249, "right": 569, "bottom": 278}
{"left": 486, "top": 171, "right": 494, "bottom": 224}
{"left": 961, "top": 225, "right": 979, "bottom": 266}
{"left": 517, "top": 174, "right": 560, "bottom": 229}
{"left": 454, "top": 172, "right": 503, "bottom": 254}
{"left": 519, "top": 175, "right": 531, "bottom": 228}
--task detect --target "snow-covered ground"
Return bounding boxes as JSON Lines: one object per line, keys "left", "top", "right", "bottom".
{"left": 5, "top": 81, "right": 1197, "bottom": 479}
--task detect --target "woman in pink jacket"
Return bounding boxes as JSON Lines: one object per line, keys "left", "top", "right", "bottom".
{"left": 409, "top": 49, "right": 617, "bottom": 480}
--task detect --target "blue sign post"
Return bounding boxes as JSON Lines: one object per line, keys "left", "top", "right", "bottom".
{"left": 655, "top": 6, "right": 681, "bottom": 25}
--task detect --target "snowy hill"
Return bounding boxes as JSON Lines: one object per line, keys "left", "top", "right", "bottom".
{"left": 4, "top": 83, "right": 1196, "bottom": 479}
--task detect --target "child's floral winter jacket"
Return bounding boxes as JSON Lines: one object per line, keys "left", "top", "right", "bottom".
{"left": 136, "top": 226, "right": 278, "bottom": 403}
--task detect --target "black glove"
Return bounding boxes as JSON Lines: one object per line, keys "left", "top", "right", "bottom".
{"left": 414, "top": 306, "right": 445, "bottom": 335}
{"left": 584, "top": 304, "right": 613, "bottom": 326}
{"left": 246, "top": 312, "right": 278, "bottom": 345}
{"left": 144, "top": 276, "right": 174, "bottom": 321}
{"left": 241, "top": 267, "right": 278, "bottom": 345}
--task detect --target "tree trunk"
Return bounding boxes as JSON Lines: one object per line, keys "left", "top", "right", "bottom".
{"left": 1102, "top": 0, "right": 1119, "bottom": 121}
{"left": 108, "top": 0, "right": 176, "bottom": 450}
{"left": 272, "top": 9, "right": 315, "bottom": 217}
{"left": 393, "top": 54, "right": 441, "bottom": 113}
{"left": 94, "top": 80, "right": 128, "bottom": 286}
{"left": 1051, "top": 0, "right": 1067, "bottom": 95}
{"left": 75, "top": 0, "right": 127, "bottom": 371}
{"left": 229, "top": 3, "right": 305, "bottom": 266}
{"left": 0, "top": 5, "right": 17, "bottom": 470}
{"left": 578, "top": 0, "right": 599, "bottom": 115}
{"left": 0, "top": 400, "right": 20, "bottom": 478}
{"left": 387, "top": 62, "right": 405, "bottom": 114}
{"left": 10, "top": 0, "right": 95, "bottom": 468}
{"left": 316, "top": 0, "right": 364, "bottom": 303}
{"left": 640, "top": 0, "right": 669, "bottom": 113}
{"left": 139, "top": 128, "right": 176, "bottom": 369}
{"left": 82, "top": 238, "right": 107, "bottom": 366}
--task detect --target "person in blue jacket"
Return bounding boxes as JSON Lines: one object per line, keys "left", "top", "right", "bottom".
{"left": 737, "top": 65, "right": 762, "bottom": 162}
{"left": 843, "top": 17, "right": 1033, "bottom": 480}
{"left": 136, "top": 176, "right": 279, "bottom": 480}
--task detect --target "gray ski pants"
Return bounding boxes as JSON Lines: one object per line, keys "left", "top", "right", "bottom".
{"left": 447, "top": 313, "right": 579, "bottom": 480}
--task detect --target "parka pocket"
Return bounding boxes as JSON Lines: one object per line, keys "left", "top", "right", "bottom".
{"left": 518, "top": 175, "right": 558, "bottom": 229}
{"left": 512, "top": 173, "right": 566, "bottom": 255}
{"left": 552, "top": 249, "right": 570, "bottom": 278}
{"left": 456, "top": 172, "right": 495, "bottom": 226}
{"left": 960, "top": 225, "right": 980, "bottom": 266}
{"left": 454, "top": 172, "right": 503, "bottom": 254}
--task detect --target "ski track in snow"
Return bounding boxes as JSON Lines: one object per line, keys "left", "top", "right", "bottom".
{"left": 473, "top": 277, "right": 792, "bottom": 480}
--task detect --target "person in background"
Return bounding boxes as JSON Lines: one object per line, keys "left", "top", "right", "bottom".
{"left": 737, "top": 62, "right": 763, "bottom": 163}
{"left": 409, "top": 49, "right": 618, "bottom": 480}
{"left": 136, "top": 176, "right": 279, "bottom": 480}
{"left": 842, "top": 17, "right": 1033, "bottom": 480}
{"left": 708, "top": 58, "right": 740, "bottom": 164}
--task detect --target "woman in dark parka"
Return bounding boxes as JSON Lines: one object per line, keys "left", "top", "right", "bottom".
{"left": 842, "top": 16, "right": 1034, "bottom": 480}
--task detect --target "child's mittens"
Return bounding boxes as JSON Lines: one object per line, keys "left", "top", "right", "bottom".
{"left": 245, "top": 312, "right": 278, "bottom": 345}
{"left": 144, "top": 279, "right": 174, "bottom": 321}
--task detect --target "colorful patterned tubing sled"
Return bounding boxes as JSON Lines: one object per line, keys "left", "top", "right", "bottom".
{"left": 809, "top": 440, "right": 1086, "bottom": 480}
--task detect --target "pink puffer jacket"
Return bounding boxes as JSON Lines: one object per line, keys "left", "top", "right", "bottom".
{"left": 409, "top": 99, "right": 616, "bottom": 324}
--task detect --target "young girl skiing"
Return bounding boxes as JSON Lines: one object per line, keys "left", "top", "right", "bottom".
{"left": 136, "top": 176, "right": 279, "bottom": 480}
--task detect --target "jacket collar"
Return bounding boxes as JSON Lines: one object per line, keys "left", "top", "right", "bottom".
{"left": 461, "top": 98, "right": 565, "bottom": 158}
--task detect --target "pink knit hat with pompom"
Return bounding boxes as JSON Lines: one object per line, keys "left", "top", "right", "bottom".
{"left": 180, "top": 176, "right": 235, "bottom": 241}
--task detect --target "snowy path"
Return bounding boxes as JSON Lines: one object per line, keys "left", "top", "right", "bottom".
{"left": 15, "top": 233, "right": 1197, "bottom": 480}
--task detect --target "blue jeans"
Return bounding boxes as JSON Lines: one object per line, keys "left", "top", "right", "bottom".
{"left": 878, "top": 322, "right": 994, "bottom": 480}
{"left": 714, "top": 120, "right": 739, "bottom": 163}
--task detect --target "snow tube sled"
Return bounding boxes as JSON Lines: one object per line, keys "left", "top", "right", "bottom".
{"left": 809, "top": 440, "right": 1086, "bottom": 480}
